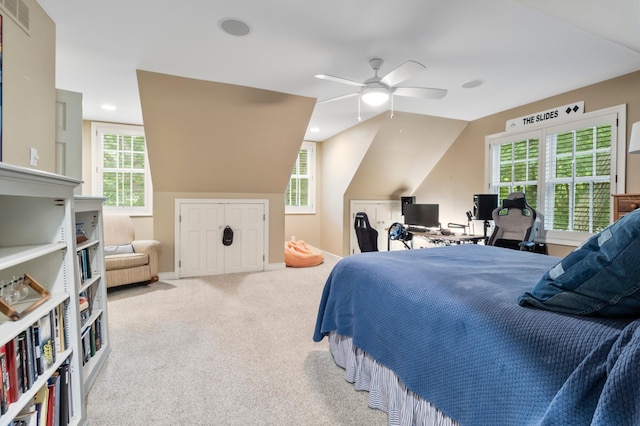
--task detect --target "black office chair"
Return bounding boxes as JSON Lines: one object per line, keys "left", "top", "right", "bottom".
{"left": 388, "top": 222, "right": 413, "bottom": 250}
{"left": 354, "top": 212, "right": 378, "bottom": 252}
{"left": 487, "top": 192, "right": 538, "bottom": 251}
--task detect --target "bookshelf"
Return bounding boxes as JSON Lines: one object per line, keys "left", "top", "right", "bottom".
{"left": 0, "top": 163, "right": 85, "bottom": 425}
{"left": 74, "top": 197, "right": 110, "bottom": 396}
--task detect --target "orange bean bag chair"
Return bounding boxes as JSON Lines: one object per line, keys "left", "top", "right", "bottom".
{"left": 284, "top": 240, "right": 324, "bottom": 267}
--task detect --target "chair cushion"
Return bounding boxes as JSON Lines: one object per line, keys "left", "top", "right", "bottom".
{"left": 105, "top": 253, "right": 149, "bottom": 271}
{"left": 105, "top": 244, "right": 135, "bottom": 255}
{"left": 518, "top": 208, "right": 640, "bottom": 317}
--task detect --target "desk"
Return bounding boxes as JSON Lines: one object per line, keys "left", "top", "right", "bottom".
{"left": 411, "top": 231, "right": 485, "bottom": 246}
{"left": 387, "top": 226, "right": 485, "bottom": 250}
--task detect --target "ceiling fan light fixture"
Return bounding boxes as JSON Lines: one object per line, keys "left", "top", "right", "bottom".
{"left": 361, "top": 86, "right": 390, "bottom": 106}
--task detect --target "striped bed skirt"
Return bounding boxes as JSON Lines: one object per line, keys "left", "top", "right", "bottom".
{"left": 328, "top": 332, "right": 458, "bottom": 426}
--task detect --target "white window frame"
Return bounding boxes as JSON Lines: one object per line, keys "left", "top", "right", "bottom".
{"left": 285, "top": 141, "right": 316, "bottom": 214}
{"left": 91, "top": 122, "right": 153, "bottom": 216}
{"left": 486, "top": 105, "right": 626, "bottom": 246}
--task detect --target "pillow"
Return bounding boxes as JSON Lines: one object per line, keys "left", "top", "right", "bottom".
{"left": 105, "top": 244, "right": 135, "bottom": 256}
{"left": 518, "top": 208, "right": 640, "bottom": 317}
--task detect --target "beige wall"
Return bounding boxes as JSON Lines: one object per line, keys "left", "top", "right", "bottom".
{"left": 317, "top": 111, "right": 468, "bottom": 256}
{"left": 2, "top": 1, "right": 56, "bottom": 171}
{"left": 414, "top": 70, "right": 640, "bottom": 257}
{"left": 11, "top": 4, "right": 640, "bottom": 265}
{"left": 284, "top": 141, "right": 323, "bottom": 248}
{"left": 154, "top": 192, "right": 284, "bottom": 273}
{"left": 137, "top": 70, "right": 315, "bottom": 271}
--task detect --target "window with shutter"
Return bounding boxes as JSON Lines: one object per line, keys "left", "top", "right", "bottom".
{"left": 92, "top": 122, "right": 153, "bottom": 215}
{"left": 486, "top": 106, "right": 624, "bottom": 245}
{"left": 285, "top": 141, "right": 315, "bottom": 214}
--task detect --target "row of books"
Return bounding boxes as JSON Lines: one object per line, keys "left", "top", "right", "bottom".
{"left": 76, "top": 248, "right": 93, "bottom": 285}
{"left": 11, "top": 362, "right": 73, "bottom": 426}
{"left": 81, "top": 315, "right": 103, "bottom": 367}
{"left": 78, "top": 283, "right": 95, "bottom": 328}
{"left": 0, "top": 305, "right": 67, "bottom": 417}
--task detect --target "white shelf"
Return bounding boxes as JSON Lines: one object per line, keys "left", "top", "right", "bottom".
{"left": 74, "top": 196, "right": 110, "bottom": 398}
{"left": 0, "top": 163, "right": 86, "bottom": 425}
{"left": 0, "top": 243, "right": 67, "bottom": 271}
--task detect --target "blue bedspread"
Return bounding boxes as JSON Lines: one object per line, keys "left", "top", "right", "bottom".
{"left": 313, "top": 245, "right": 640, "bottom": 425}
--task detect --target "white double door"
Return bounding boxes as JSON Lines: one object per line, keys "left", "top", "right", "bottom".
{"left": 350, "top": 200, "right": 403, "bottom": 253}
{"left": 178, "top": 201, "right": 265, "bottom": 277}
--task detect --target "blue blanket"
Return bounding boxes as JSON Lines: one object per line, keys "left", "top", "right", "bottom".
{"left": 313, "top": 245, "right": 640, "bottom": 425}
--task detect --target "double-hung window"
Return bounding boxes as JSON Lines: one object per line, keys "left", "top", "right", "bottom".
{"left": 285, "top": 141, "right": 315, "bottom": 214}
{"left": 487, "top": 106, "right": 624, "bottom": 245}
{"left": 92, "top": 122, "right": 153, "bottom": 216}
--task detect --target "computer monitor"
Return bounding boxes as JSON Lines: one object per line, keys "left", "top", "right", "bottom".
{"left": 403, "top": 204, "right": 440, "bottom": 228}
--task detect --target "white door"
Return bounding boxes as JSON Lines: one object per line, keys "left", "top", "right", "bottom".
{"left": 180, "top": 203, "right": 225, "bottom": 278}
{"left": 224, "top": 203, "right": 264, "bottom": 274}
{"left": 351, "top": 201, "right": 403, "bottom": 253}
{"left": 178, "top": 201, "right": 265, "bottom": 277}
{"left": 55, "top": 89, "right": 83, "bottom": 194}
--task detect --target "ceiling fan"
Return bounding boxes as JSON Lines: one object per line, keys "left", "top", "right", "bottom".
{"left": 315, "top": 58, "right": 447, "bottom": 107}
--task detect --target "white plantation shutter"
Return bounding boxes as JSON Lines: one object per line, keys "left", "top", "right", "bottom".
{"left": 92, "top": 122, "right": 153, "bottom": 215}
{"left": 490, "top": 134, "right": 540, "bottom": 210}
{"left": 543, "top": 118, "right": 613, "bottom": 234}
{"left": 285, "top": 141, "right": 315, "bottom": 214}
{"left": 487, "top": 107, "right": 622, "bottom": 245}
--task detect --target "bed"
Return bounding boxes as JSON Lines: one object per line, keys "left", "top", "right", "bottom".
{"left": 313, "top": 239, "right": 640, "bottom": 425}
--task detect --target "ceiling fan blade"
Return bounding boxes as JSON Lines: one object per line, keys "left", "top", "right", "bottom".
{"left": 380, "top": 60, "right": 426, "bottom": 87}
{"left": 316, "top": 92, "right": 359, "bottom": 104}
{"left": 393, "top": 87, "right": 448, "bottom": 100}
{"left": 315, "top": 74, "right": 365, "bottom": 87}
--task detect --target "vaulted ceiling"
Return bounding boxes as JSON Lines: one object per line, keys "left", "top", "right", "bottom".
{"left": 38, "top": 0, "right": 640, "bottom": 142}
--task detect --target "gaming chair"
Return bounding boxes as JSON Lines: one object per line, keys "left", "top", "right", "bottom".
{"left": 488, "top": 192, "right": 538, "bottom": 251}
{"left": 354, "top": 212, "right": 378, "bottom": 252}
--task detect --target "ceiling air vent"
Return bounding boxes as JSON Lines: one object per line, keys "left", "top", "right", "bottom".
{"left": 0, "top": 0, "right": 30, "bottom": 34}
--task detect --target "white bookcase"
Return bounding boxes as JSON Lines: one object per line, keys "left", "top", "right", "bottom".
{"left": 0, "top": 163, "right": 99, "bottom": 425}
{"left": 74, "top": 196, "right": 110, "bottom": 397}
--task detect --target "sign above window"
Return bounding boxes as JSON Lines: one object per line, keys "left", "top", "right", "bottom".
{"left": 506, "top": 101, "right": 584, "bottom": 131}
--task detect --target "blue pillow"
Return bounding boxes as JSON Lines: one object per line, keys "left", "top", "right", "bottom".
{"left": 518, "top": 208, "right": 640, "bottom": 317}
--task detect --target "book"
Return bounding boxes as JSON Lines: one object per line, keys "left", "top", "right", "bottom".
{"left": 46, "top": 376, "right": 57, "bottom": 426}
{"left": 13, "top": 410, "right": 38, "bottom": 426}
{"left": 81, "top": 328, "right": 91, "bottom": 365}
{"left": 16, "top": 332, "right": 28, "bottom": 394}
{"left": 39, "top": 311, "right": 56, "bottom": 371}
{"left": 5, "top": 339, "right": 20, "bottom": 403}
{"left": 48, "top": 373, "right": 61, "bottom": 426}
{"left": 0, "top": 350, "right": 7, "bottom": 414}
{"left": 32, "top": 321, "right": 43, "bottom": 376}
{"left": 53, "top": 304, "right": 65, "bottom": 353}
{"left": 57, "top": 364, "right": 69, "bottom": 426}
{"left": 33, "top": 384, "right": 49, "bottom": 426}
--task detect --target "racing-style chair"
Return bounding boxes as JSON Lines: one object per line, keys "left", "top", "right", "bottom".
{"left": 354, "top": 212, "right": 378, "bottom": 252}
{"left": 488, "top": 192, "right": 538, "bottom": 251}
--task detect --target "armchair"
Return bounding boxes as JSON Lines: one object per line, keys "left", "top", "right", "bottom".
{"left": 103, "top": 215, "right": 160, "bottom": 288}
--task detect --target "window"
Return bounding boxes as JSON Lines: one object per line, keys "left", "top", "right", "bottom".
{"left": 285, "top": 141, "right": 315, "bottom": 214}
{"left": 487, "top": 106, "right": 624, "bottom": 245}
{"left": 92, "top": 122, "right": 153, "bottom": 215}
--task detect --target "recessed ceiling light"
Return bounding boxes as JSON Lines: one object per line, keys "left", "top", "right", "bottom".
{"left": 219, "top": 18, "right": 251, "bottom": 36}
{"left": 310, "top": 127, "right": 320, "bottom": 133}
{"left": 101, "top": 104, "right": 116, "bottom": 111}
{"left": 461, "top": 79, "right": 483, "bottom": 89}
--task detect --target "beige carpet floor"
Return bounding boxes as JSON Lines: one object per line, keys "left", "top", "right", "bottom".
{"left": 85, "top": 253, "right": 387, "bottom": 425}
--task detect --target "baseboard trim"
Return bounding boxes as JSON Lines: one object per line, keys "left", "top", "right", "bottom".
{"left": 158, "top": 272, "right": 178, "bottom": 280}
{"left": 265, "top": 262, "right": 286, "bottom": 271}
